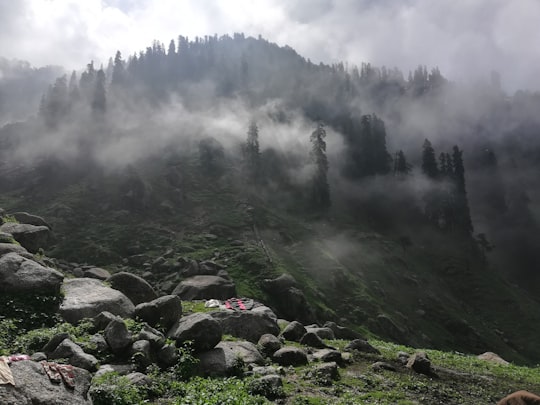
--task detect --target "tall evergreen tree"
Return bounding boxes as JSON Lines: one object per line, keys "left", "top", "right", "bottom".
{"left": 92, "top": 68, "right": 107, "bottom": 115}
{"left": 421, "top": 139, "right": 439, "bottom": 178}
{"left": 111, "top": 51, "right": 126, "bottom": 87}
{"left": 451, "top": 145, "right": 473, "bottom": 234}
{"left": 310, "top": 121, "right": 330, "bottom": 210}
{"left": 244, "top": 121, "right": 260, "bottom": 183}
{"left": 394, "top": 150, "right": 412, "bottom": 176}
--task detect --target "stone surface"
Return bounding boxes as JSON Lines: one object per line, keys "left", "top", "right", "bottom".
{"left": 134, "top": 295, "right": 182, "bottom": 330}
{"left": 0, "top": 253, "right": 63, "bottom": 294}
{"left": 258, "top": 334, "right": 282, "bottom": 357}
{"left": 10, "top": 212, "right": 51, "bottom": 228}
{"left": 281, "top": 321, "right": 307, "bottom": 342}
{"left": 477, "top": 352, "right": 509, "bottom": 365}
{"left": 312, "top": 349, "right": 342, "bottom": 364}
{"left": 0, "top": 223, "right": 51, "bottom": 253}
{"left": 172, "top": 275, "right": 236, "bottom": 300}
{"left": 107, "top": 271, "right": 158, "bottom": 305}
{"left": 305, "top": 327, "right": 335, "bottom": 340}
{"left": 248, "top": 375, "right": 284, "bottom": 400}
{"left": 323, "top": 321, "right": 364, "bottom": 340}
{"left": 49, "top": 339, "right": 98, "bottom": 371}
{"left": 59, "top": 278, "right": 135, "bottom": 324}
{"left": 300, "top": 332, "right": 328, "bottom": 349}
{"left": 406, "top": 352, "right": 432, "bottom": 375}
{"left": 167, "top": 312, "right": 222, "bottom": 352}
{"left": 83, "top": 267, "right": 111, "bottom": 280}
{"left": 104, "top": 318, "right": 133, "bottom": 354}
{"left": 0, "top": 243, "right": 33, "bottom": 259}
{"left": 210, "top": 310, "right": 280, "bottom": 343}
{"left": 0, "top": 360, "right": 91, "bottom": 405}
{"left": 344, "top": 339, "right": 381, "bottom": 355}
{"left": 272, "top": 347, "right": 309, "bottom": 366}
{"left": 197, "top": 341, "right": 264, "bottom": 377}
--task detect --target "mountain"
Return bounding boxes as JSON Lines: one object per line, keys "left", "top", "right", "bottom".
{"left": 1, "top": 34, "right": 540, "bottom": 369}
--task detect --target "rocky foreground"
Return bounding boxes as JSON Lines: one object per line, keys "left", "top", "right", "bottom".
{"left": 1, "top": 211, "right": 539, "bottom": 404}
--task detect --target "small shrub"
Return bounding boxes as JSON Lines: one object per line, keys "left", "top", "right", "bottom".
{"left": 89, "top": 372, "right": 145, "bottom": 405}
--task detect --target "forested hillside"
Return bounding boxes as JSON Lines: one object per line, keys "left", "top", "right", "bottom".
{"left": 1, "top": 34, "right": 540, "bottom": 364}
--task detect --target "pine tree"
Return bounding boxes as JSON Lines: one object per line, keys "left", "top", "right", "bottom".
{"left": 111, "top": 51, "right": 126, "bottom": 86}
{"left": 310, "top": 121, "right": 330, "bottom": 210}
{"left": 92, "top": 68, "right": 107, "bottom": 115}
{"left": 244, "top": 121, "right": 260, "bottom": 183}
{"left": 421, "top": 139, "right": 439, "bottom": 178}
{"left": 394, "top": 150, "right": 412, "bottom": 176}
{"left": 451, "top": 145, "right": 473, "bottom": 234}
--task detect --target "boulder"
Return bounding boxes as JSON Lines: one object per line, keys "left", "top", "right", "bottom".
{"left": 49, "top": 339, "right": 99, "bottom": 371}
{"left": 263, "top": 273, "right": 298, "bottom": 291}
{"left": 130, "top": 340, "right": 152, "bottom": 369}
{"left": 0, "top": 242, "right": 33, "bottom": 259}
{"left": 308, "top": 362, "right": 340, "bottom": 383}
{"left": 262, "top": 274, "right": 316, "bottom": 323}
{"left": 83, "top": 267, "right": 111, "bottom": 281}
{"left": 406, "top": 352, "right": 432, "bottom": 376}
{"left": 10, "top": 212, "right": 51, "bottom": 228}
{"left": 157, "top": 344, "right": 178, "bottom": 368}
{"left": 305, "top": 327, "right": 335, "bottom": 340}
{"left": 210, "top": 310, "right": 280, "bottom": 343}
{"left": 138, "top": 324, "right": 166, "bottom": 349}
{"left": 196, "top": 341, "right": 263, "bottom": 377}
{"left": 272, "top": 347, "right": 308, "bottom": 366}
{"left": 0, "top": 223, "right": 51, "bottom": 253}
{"left": 106, "top": 272, "right": 157, "bottom": 305}
{"left": 477, "top": 352, "right": 509, "bottom": 365}
{"left": 167, "top": 312, "right": 222, "bottom": 352}
{"left": 344, "top": 339, "right": 381, "bottom": 355}
{"left": 312, "top": 349, "right": 343, "bottom": 364}
{"left": 172, "top": 275, "right": 236, "bottom": 300}
{"left": 104, "top": 318, "right": 133, "bottom": 354}
{"left": 134, "top": 295, "right": 182, "bottom": 330}
{"left": 248, "top": 375, "right": 284, "bottom": 400}
{"left": 300, "top": 332, "right": 328, "bottom": 349}
{"left": 323, "top": 321, "right": 364, "bottom": 340}
{"left": 258, "top": 334, "right": 282, "bottom": 357}
{"left": 59, "top": 278, "right": 135, "bottom": 324}
{"left": 372, "top": 361, "right": 397, "bottom": 372}
{"left": 281, "top": 321, "right": 307, "bottom": 342}
{"left": 0, "top": 253, "right": 63, "bottom": 294}
{"left": 0, "top": 360, "right": 91, "bottom": 405}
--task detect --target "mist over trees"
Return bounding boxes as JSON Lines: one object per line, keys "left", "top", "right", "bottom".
{"left": 1, "top": 33, "right": 540, "bottom": 289}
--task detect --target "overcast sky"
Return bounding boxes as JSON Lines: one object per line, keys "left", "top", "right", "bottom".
{"left": 1, "top": 0, "right": 539, "bottom": 92}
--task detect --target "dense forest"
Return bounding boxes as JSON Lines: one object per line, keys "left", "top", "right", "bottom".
{"left": 2, "top": 33, "right": 538, "bottom": 291}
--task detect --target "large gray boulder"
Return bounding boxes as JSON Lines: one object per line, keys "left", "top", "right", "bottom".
{"left": 0, "top": 253, "right": 63, "bottom": 294}
{"left": 0, "top": 360, "right": 91, "bottom": 405}
{"left": 197, "top": 341, "right": 264, "bottom": 377}
{"left": 10, "top": 212, "right": 51, "bottom": 228}
{"left": 134, "top": 295, "right": 182, "bottom": 330}
{"left": 172, "top": 275, "right": 236, "bottom": 300}
{"left": 59, "top": 278, "right": 135, "bottom": 324}
{"left": 272, "top": 347, "right": 308, "bottom": 366}
{"left": 210, "top": 310, "right": 280, "bottom": 343}
{"left": 106, "top": 271, "right": 157, "bottom": 305}
{"left": 167, "top": 312, "right": 222, "bottom": 352}
{"left": 104, "top": 318, "right": 133, "bottom": 354}
{"left": 0, "top": 243, "right": 33, "bottom": 259}
{"left": 281, "top": 321, "right": 307, "bottom": 342}
{"left": 49, "top": 339, "right": 99, "bottom": 371}
{"left": 0, "top": 223, "right": 51, "bottom": 253}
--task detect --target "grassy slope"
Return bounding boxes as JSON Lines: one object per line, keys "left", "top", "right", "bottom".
{"left": 1, "top": 154, "right": 540, "bottom": 366}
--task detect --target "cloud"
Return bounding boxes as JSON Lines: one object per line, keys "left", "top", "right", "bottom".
{"left": 0, "top": 0, "right": 539, "bottom": 91}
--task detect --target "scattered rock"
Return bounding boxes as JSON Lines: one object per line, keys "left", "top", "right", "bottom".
{"left": 0, "top": 360, "right": 91, "bottom": 405}
{"left": 248, "top": 374, "right": 284, "bottom": 400}
{"left": 167, "top": 312, "right": 222, "bottom": 352}
{"left": 397, "top": 351, "right": 410, "bottom": 365}
{"left": 281, "top": 321, "right": 307, "bottom": 342}
{"left": 372, "top": 361, "right": 397, "bottom": 372}
{"left": 104, "top": 318, "right": 133, "bottom": 354}
{"left": 83, "top": 267, "right": 111, "bottom": 280}
{"left": 312, "top": 349, "right": 342, "bottom": 364}
{"left": 307, "top": 361, "right": 340, "bottom": 383}
{"left": 0, "top": 223, "right": 51, "bottom": 253}
{"left": 107, "top": 271, "right": 158, "bottom": 305}
{"left": 172, "top": 275, "right": 236, "bottom": 300}
{"left": 209, "top": 310, "right": 280, "bottom": 343}
{"left": 0, "top": 253, "right": 63, "bottom": 294}
{"left": 157, "top": 344, "right": 178, "bottom": 368}
{"left": 134, "top": 295, "right": 182, "bottom": 330}
{"left": 0, "top": 242, "right": 33, "bottom": 259}
{"left": 272, "top": 347, "right": 308, "bottom": 366}
{"left": 305, "top": 327, "right": 335, "bottom": 340}
{"left": 258, "top": 334, "right": 282, "bottom": 357}
{"left": 59, "top": 278, "right": 135, "bottom": 324}
{"left": 344, "top": 339, "right": 381, "bottom": 355}
{"left": 300, "top": 332, "right": 328, "bottom": 349}
{"left": 131, "top": 340, "right": 153, "bottom": 369}
{"left": 323, "top": 321, "right": 364, "bottom": 340}
{"left": 10, "top": 212, "right": 51, "bottom": 228}
{"left": 138, "top": 324, "right": 166, "bottom": 349}
{"left": 49, "top": 339, "right": 99, "bottom": 371}
{"left": 216, "top": 341, "right": 264, "bottom": 365}
{"left": 42, "top": 332, "right": 70, "bottom": 354}
{"left": 406, "top": 352, "right": 433, "bottom": 376}
{"left": 477, "top": 352, "right": 509, "bottom": 365}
